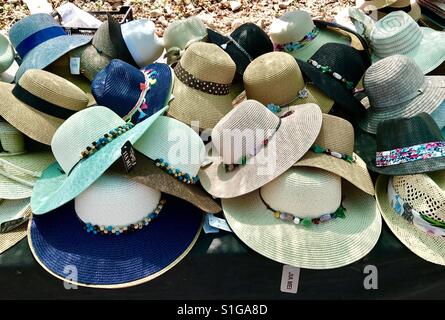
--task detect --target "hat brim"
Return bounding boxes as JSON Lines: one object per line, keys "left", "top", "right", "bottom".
{"left": 108, "top": 15, "right": 138, "bottom": 67}
{"left": 376, "top": 174, "right": 445, "bottom": 266}
{"left": 167, "top": 74, "right": 233, "bottom": 129}
{"left": 371, "top": 28, "right": 445, "bottom": 75}
{"left": 0, "top": 174, "right": 33, "bottom": 199}
{"left": 377, "top": 1, "right": 422, "bottom": 21}
{"left": 0, "top": 60, "right": 18, "bottom": 83}
{"left": 297, "top": 59, "right": 366, "bottom": 117}
{"left": 358, "top": 76, "right": 445, "bottom": 134}
{"left": 15, "top": 34, "right": 92, "bottom": 81}
{"left": 109, "top": 151, "right": 221, "bottom": 213}
{"left": 30, "top": 107, "right": 167, "bottom": 215}
{"left": 0, "top": 199, "right": 30, "bottom": 254}
{"left": 199, "top": 103, "right": 322, "bottom": 198}
{"left": 28, "top": 194, "right": 203, "bottom": 288}
{"left": 295, "top": 151, "right": 375, "bottom": 195}
{"left": 356, "top": 0, "right": 398, "bottom": 10}
{"left": 222, "top": 180, "right": 382, "bottom": 269}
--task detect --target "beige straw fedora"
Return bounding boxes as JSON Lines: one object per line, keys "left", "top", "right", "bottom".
{"left": 199, "top": 100, "right": 322, "bottom": 198}
{"left": 243, "top": 52, "right": 334, "bottom": 114}
{"left": 376, "top": 0, "right": 422, "bottom": 21}
{"left": 223, "top": 167, "right": 382, "bottom": 269}
{"left": 0, "top": 69, "right": 89, "bottom": 145}
{"left": 0, "top": 121, "right": 54, "bottom": 200}
{"left": 295, "top": 114, "right": 375, "bottom": 195}
{"left": 167, "top": 42, "right": 236, "bottom": 129}
{"left": 376, "top": 172, "right": 445, "bottom": 265}
{"left": 0, "top": 198, "right": 31, "bottom": 254}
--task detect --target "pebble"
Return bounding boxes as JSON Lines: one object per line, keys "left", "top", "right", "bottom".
{"left": 229, "top": 1, "right": 242, "bottom": 11}
{"left": 150, "top": 8, "right": 162, "bottom": 18}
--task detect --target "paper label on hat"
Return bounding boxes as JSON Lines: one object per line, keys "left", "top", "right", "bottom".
{"left": 70, "top": 57, "right": 81, "bottom": 75}
{"left": 203, "top": 214, "right": 220, "bottom": 234}
{"left": 121, "top": 141, "right": 137, "bottom": 173}
{"left": 0, "top": 217, "right": 28, "bottom": 233}
{"left": 207, "top": 214, "right": 232, "bottom": 232}
{"left": 280, "top": 265, "right": 300, "bottom": 294}
{"left": 23, "top": 0, "right": 53, "bottom": 14}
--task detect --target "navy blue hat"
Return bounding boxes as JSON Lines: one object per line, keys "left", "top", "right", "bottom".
{"left": 92, "top": 59, "right": 173, "bottom": 124}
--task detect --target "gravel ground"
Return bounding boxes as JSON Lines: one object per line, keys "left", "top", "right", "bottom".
{"left": 0, "top": 0, "right": 355, "bottom": 35}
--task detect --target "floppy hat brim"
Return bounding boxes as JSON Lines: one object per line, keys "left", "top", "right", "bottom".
{"left": 358, "top": 76, "right": 445, "bottom": 134}
{"left": 28, "top": 194, "right": 203, "bottom": 288}
{"left": 0, "top": 199, "right": 31, "bottom": 254}
{"left": 297, "top": 59, "right": 366, "bottom": 117}
{"left": 31, "top": 107, "right": 167, "bottom": 215}
{"left": 371, "top": 28, "right": 445, "bottom": 75}
{"left": 15, "top": 34, "right": 92, "bottom": 81}
{"left": 0, "top": 174, "right": 33, "bottom": 199}
{"left": 223, "top": 180, "right": 382, "bottom": 269}
{"left": 108, "top": 151, "right": 221, "bottom": 213}
{"left": 198, "top": 103, "right": 322, "bottom": 198}
{"left": 295, "top": 151, "right": 375, "bottom": 195}
{"left": 376, "top": 174, "right": 445, "bottom": 266}
{"left": 167, "top": 74, "right": 233, "bottom": 129}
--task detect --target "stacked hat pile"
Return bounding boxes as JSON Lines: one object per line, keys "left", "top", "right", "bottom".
{"left": 0, "top": 4, "right": 443, "bottom": 289}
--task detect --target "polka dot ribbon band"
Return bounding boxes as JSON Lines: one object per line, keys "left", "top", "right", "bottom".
{"left": 174, "top": 62, "right": 230, "bottom": 96}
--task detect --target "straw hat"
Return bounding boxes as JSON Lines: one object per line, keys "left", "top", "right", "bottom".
{"left": 297, "top": 43, "right": 369, "bottom": 117}
{"left": 243, "top": 52, "right": 334, "bottom": 114}
{"left": 69, "top": 44, "right": 112, "bottom": 82}
{"left": 367, "top": 113, "right": 445, "bottom": 175}
{"left": 295, "top": 114, "right": 374, "bottom": 195}
{"left": 108, "top": 15, "right": 164, "bottom": 68}
{"left": 0, "top": 121, "right": 54, "bottom": 200}
{"left": 356, "top": 0, "right": 398, "bottom": 10}
{"left": 31, "top": 106, "right": 166, "bottom": 215}
{"left": 0, "top": 198, "right": 30, "bottom": 254}
{"left": 376, "top": 0, "right": 422, "bottom": 21}
{"left": 376, "top": 173, "right": 445, "bottom": 265}
{"left": 29, "top": 174, "right": 203, "bottom": 288}
{"left": 208, "top": 23, "right": 274, "bottom": 75}
{"left": 223, "top": 167, "right": 382, "bottom": 269}
{"left": 269, "top": 10, "right": 351, "bottom": 62}
{"left": 167, "top": 42, "right": 236, "bottom": 129}
{"left": 358, "top": 55, "right": 445, "bottom": 134}
{"left": 92, "top": 20, "right": 117, "bottom": 59}
{"left": 163, "top": 17, "right": 208, "bottom": 65}
{"left": 9, "top": 13, "right": 92, "bottom": 80}
{"left": 0, "top": 33, "right": 14, "bottom": 74}
{"left": 0, "top": 69, "right": 89, "bottom": 145}
{"left": 92, "top": 59, "right": 173, "bottom": 124}
{"left": 370, "top": 11, "right": 445, "bottom": 74}
{"left": 199, "top": 100, "right": 322, "bottom": 198}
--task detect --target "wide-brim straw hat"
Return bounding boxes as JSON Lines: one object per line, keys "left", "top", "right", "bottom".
{"left": 31, "top": 107, "right": 167, "bottom": 215}
{"left": 28, "top": 193, "right": 203, "bottom": 288}
{"left": 0, "top": 198, "right": 31, "bottom": 254}
{"left": 356, "top": 0, "right": 398, "bottom": 10}
{"left": 376, "top": 173, "right": 445, "bottom": 266}
{"left": 376, "top": 0, "right": 422, "bottom": 21}
{"left": 222, "top": 172, "right": 382, "bottom": 269}
{"left": 199, "top": 101, "right": 323, "bottom": 199}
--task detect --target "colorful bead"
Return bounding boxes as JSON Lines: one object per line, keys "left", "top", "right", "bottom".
{"left": 274, "top": 27, "right": 319, "bottom": 53}
{"left": 154, "top": 159, "right": 199, "bottom": 184}
{"left": 307, "top": 59, "right": 355, "bottom": 91}
{"left": 269, "top": 203, "right": 346, "bottom": 226}
{"left": 311, "top": 144, "right": 356, "bottom": 163}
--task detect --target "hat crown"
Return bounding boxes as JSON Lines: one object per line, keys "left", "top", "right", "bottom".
{"left": 370, "top": 11, "right": 422, "bottom": 58}
{"left": 364, "top": 55, "right": 424, "bottom": 109}
{"left": 179, "top": 42, "right": 236, "bottom": 84}
{"left": 244, "top": 52, "right": 305, "bottom": 105}
{"left": 211, "top": 100, "right": 279, "bottom": 164}
{"left": 92, "top": 21, "right": 118, "bottom": 58}
{"left": 0, "top": 121, "right": 25, "bottom": 155}
{"left": 0, "top": 33, "right": 14, "bottom": 73}
{"left": 262, "top": 167, "right": 342, "bottom": 218}
{"left": 75, "top": 174, "right": 161, "bottom": 228}
{"left": 376, "top": 113, "right": 444, "bottom": 151}
{"left": 392, "top": 173, "right": 445, "bottom": 223}
{"left": 269, "top": 10, "right": 315, "bottom": 44}
{"left": 230, "top": 23, "right": 274, "bottom": 58}
{"left": 314, "top": 114, "right": 355, "bottom": 155}
{"left": 164, "top": 17, "right": 207, "bottom": 51}
{"left": 51, "top": 106, "right": 126, "bottom": 173}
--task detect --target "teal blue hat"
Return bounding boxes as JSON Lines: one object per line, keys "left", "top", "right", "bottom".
{"left": 31, "top": 106, "right": 167, "bottom": 215}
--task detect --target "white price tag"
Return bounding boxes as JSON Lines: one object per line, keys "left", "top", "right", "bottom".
{"left": 70, "top": 57, "right": 81, "bottom": 75}
{"left": 207, "top": 214, "right": 232, "bottom": 232}
{"left": 203, "top": 214, "right": 219, "bottom": 234}
{"left": 280, "top": 265, "right": 300, "bottom": 294}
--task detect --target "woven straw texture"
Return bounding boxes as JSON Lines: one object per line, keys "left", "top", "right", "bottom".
{"left": 0, "top": 199, "right": 30, "bottom": 254}
{"left": 164, "top": 17, "right": 208, "bottom": 53}
{"left": 109, "top": 150, "right": 221, "bottom": 213}
{"left": 357, "top": 0, "right": 398, "bottom": 10}
{"left": 70, "top": 44, "right": 112, "bottom": 82}
{"left": 167, "top": 42, "right": 236, "bottom": 129}
{"left": 0, "top": 121, "right": 25, "bottom": 156}
{"left": 223, "top": 167, "right": 382, "bottom": 269}
{"left": 0, "top": 33, "right": 14, "bottom": 74}
{"left": 370, "top": 12, "right": 445, "bottom": 74}
{"left": 0, "top": 174, "right": 33, "bottom": 200}
{"left": 199, "top": 100, "right": 322, "bottom": 198}
{"left": 29, "top": 190, "right": 203, "bottom": 288}
{"left": 243, "top": 52, "right": 334, "bottom": 113}
{"left": 92, "top": 21, "right": 118, "bottom": 58}
{"left": 376, "top": 174, "right": 445, "bottom": 266}
{"left": 295, "top": 114, "right": 375, "bottom": 195}
{"left": 31, "top": 107, "right": 167, "bottom": 215}
{"left": 0, "top": 69, "right": 89, "bottom": 145}
{"left": 269, "top": 10, "right": 350, "bottom": 61}
{"left": 359, "top": 55, "right": 445, "bottom": 134}
{"left": 376, "top": 0, "right": 422, "bottom": 21}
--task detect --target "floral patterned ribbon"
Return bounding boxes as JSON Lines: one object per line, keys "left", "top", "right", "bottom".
{"left": 387, "top": 178, "right": 445, "bottom": 236}
{"left": 376, "top": 141, "right": 445, "bottom": 167}
{"left": 274, "top": 27, "right": 320, "bottom": 53}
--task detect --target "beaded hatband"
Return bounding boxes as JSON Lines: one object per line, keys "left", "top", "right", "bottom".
{"left": 155, "top": 158, "right": 200, "bottom": 184}
{"left": 307, "top": 59, "right": 355, "bottom": 90}
{"left": 274, "top": 27, "right": 319, "bottom": 52}
{"left": 311, "top": 144, "right": 356, "bottom": 163}
{"left": 221, "top": 35, "right": 253, "bottom": 62}
{"left": 83, "top": 198, "right": 166, "bottom": 235}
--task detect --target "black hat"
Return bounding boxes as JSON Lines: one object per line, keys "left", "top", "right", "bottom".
{"left": 207, "top": 23, "right": 274, "bottom": 75}
{"left": 297, "top": 43, "right": 369, "bottom": 117}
